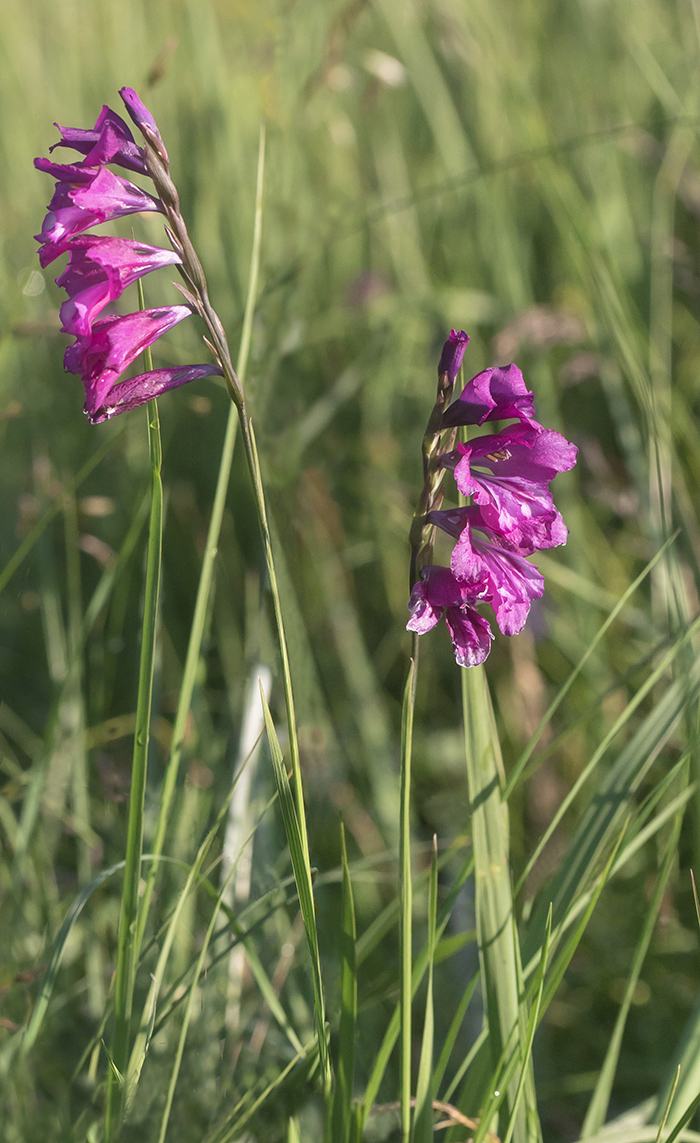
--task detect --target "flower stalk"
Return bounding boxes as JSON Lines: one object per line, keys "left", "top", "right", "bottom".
{"left": 407, "top": 331, "right": 577, "bottom": 667}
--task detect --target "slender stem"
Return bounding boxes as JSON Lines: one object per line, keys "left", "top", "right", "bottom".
{"left": 105, "top": 396, "right": 163, "bottom": 1141}
{"left": 399, "top": 640, "right": 419, "bottom": 1143}
{"left": 134, "top": 122, "right": 266, "bottom": 960}
{"left": 237, "top": 415, "right": 309, "bottom": 852}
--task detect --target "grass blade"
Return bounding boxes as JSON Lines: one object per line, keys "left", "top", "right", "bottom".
{"left": 413, "top": 835, "right": 438, "bottom": 1143}
{"left": 331, "top": 822, "right": 357, "bottom": 1143}
{"left": 399, "top": 653, "right": 417, "bottom": 1143}
{"left": 260, "top": 688, "right": 330, "bottom": 1096}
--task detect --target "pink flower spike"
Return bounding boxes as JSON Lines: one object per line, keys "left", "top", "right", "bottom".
{"left": 86, "top": 364, "right": 222, "bottom": 423}
{"left": 49, "top": 104, "right": 148, "bottom": 175}
{"left": 442, "top": 363, "right": 540, "bottom": 429}
{"left": 48, "top": 236, "right": 182, "bottom": 336}
{"left": 65, "top": 305, "right": 193, "bottom": 413}
{"left": 35, "top": 162, "right": 161, "bottom": 248}
{"left": 119, "top": 88, "right": 169, "bottom": 165}
{"left": 407, "top": 565, "right": 492, "bottom": 667}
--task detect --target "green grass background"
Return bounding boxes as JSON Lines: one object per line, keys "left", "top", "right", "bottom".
{"left": 2, "top": 0, "right": 700, "bottom": 1139}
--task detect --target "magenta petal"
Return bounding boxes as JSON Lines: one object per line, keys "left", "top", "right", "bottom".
{"left": 442, "top": 364, "right": 540, "bottom": 429}
{"left": 65, "top": 305, "right": 193, "bottom": 411}
{"left": 406, "top": 565, "right": 492, "bottom": 666}
{"left": 35, "top": 166, "right": 161, "bottom": 247}
{"left": 437, "top": 329, "right": 469, "bottom": 382}
{"left": 444, "top": 605, "right": 493, "bottom": 667}
{"left": 406, "top": 583, "right": 442, "bottom": 635}
{"left": 86, "top": 365, "right": 222, "bottom": 423}
{"left": 451, "top": 527, "right": 544, "bottom": 636}
{"left": 49, "top": 105, "right": 148, "bottom": 174}
{"left": 53, "top": 237, "right": 182, "bottom": 335}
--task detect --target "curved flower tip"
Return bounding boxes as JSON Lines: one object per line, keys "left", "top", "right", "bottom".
{"left": 65, "top": 305, "right": 193, "bottom": 413}
{"left": 119, "top": 88, "right": 169, "bottom": 165}
{"left": 438, "top": 329, "right": 469, "bottom": 383}
{"left": 86, "top": 364, "right": 223, "bottom": 423}
{"left": 407, "top": 565, "right": 492, "bottom": 667}
{"left": 49, "top": 104, "right": 147, "bottom": 175}
{"left": 442, "top": 363, "right": 540, "bottom": 429}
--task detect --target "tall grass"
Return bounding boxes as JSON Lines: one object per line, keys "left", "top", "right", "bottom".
{"left": 2, "top": 0, "right": 700, "bottom": 1140}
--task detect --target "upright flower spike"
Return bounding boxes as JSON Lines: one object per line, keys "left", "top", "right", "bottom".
{"left": 407, "top": 331, "right": 576, "bottom": 665}
{"left": 35, "top": 91, "right": 223, "bottom": 421}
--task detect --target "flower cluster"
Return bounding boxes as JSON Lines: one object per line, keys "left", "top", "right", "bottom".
{"left": 35, "top": 91, "right": 222, "bottom": 423}
{"left": 407, "top": 331, "right": 577, "bottom": 667}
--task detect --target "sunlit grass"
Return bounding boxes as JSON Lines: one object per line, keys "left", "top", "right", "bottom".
{"left": 2, "top": 0, "right": 700, "bottom": 1140}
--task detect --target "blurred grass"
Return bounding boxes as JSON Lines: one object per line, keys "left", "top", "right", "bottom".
{"left": 2, "top": 0, "right": 700, "bottom": 1139}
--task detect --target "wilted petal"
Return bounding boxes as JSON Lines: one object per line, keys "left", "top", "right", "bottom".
{"left": 442, "top": 363, "right": 540, "bottom": 429}
{"left": 86, "top": 364, "right": 222, "bottom": 423}
{"left": 437, "top": 329, "right": 469, "bottom": 383}
{"left": 65, "top": 305, "right": 192, "bottom": 412}
{"left": 35, "top": 162, "right": 161, "bottom": 247}
{"left": 49, "top": 104, "right": 148, "bottom": 174}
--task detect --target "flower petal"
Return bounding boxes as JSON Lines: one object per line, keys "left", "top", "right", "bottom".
{"left": 451, "top": 524, "right": 544, "bottom": 636}
{"left": 49, "top": 104, "right": 148, "bottom": 175}
{"left": 442, "top": 425, "right": 577, "bottom": 549}
{"left": 86, "top": 364, "right": 222, "bottom": 423}
{"left": 65, "top": 305, "right": 192, "bottom": 411}
{"left": 442, "top": 363, "right": 540, "bottom": 429}
{"left": 34, "top": 164, "right": 161, "bottom": 247}
{"left": 51, "top": 236, "right": 182, "bottom": 335}
{"left": 444, "top": 605, "right": 493, "bottom": 667}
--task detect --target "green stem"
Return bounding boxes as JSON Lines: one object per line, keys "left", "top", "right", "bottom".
{"left": 134, "top": 121, "right": 266, "bottom": 960}
{"left": 105, "top": 396, "right": 163, "bottom": 1141}
{"left": 399, "top": 642, "right": 418, "bottom": 1143}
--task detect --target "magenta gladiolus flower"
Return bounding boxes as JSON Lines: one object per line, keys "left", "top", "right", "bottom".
{"left": 437, "top": 329, "right": 470, "bottom": 383}
{"left": 64, "top": 306, "right": 192, "bottom": 417}
{"left": 407, "top": 565, "right": 493, "bottom": 667}
{"left": 442, "top": 363, "right": 540, "bottom": 429}
{"left": 440, "top": 423, "right": 577, "bottom": 551}
{"left": 35, "top": 90, "right": 224, "bottom": 420}
{"left": 48, "top": 104, "right": 148, "bottom": 175}
{"left": 39, "top": 236, "right": 182, "bottom": 336}
{"left": 34, "top": 160, "right": 161, "bottom": 248}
